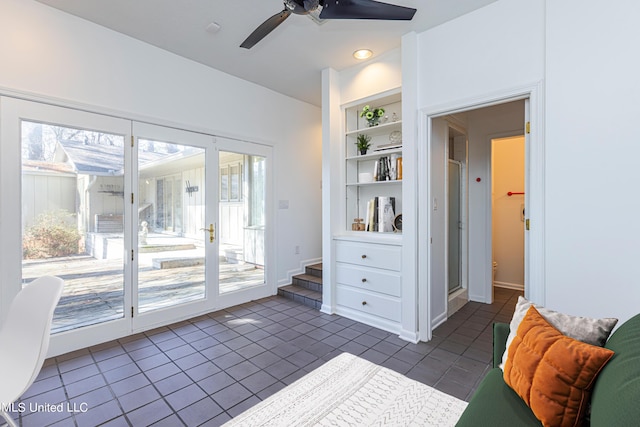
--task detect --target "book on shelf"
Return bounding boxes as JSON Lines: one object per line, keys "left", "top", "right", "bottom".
{"left": 364, "top": 196, "right": 395, "bottom": 232}
{"left": 373, "top": 155, "right": 400, "bottom": 181}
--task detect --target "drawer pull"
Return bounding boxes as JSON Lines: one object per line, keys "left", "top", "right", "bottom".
{"left": 361, "top": 254, "right": 367, "bottom": 259}
{"left": 361, "top": 278, "right": 367, "bottom": 283}
{"left": 362, "top": 301, "right": 367, "bottom": 306}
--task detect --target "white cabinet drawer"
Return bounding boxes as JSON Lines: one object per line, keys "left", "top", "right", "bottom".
{"left": 335, "top": 240, "right": 401, "bottom": 271}
{"left": 335, "top": 263, "right": 401, "bottom": 297}
{"left": 336, "top": 286, "right": 401, "bottom": 322}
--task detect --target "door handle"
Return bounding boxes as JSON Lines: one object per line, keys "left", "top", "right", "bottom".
{"left": 200, "top": 224, "right": 215, "bottom": 243}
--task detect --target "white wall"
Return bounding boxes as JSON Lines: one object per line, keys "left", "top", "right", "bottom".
{"left": 0, "top": 0, "right": 321, "bottom": 305}
{"left": 414, "top": 0, "right": 640, "bottom": 326}
{"left": 545, "top": 0, "right": 640, "bottom": 323}
{"left": 429, "top": 117, "right": 448, "bottom": 325}
{"left": 338, "top": 49, "right": 403, "bottom": 105}
{"left": 417, "top": 0, "right": 545, "bottom": 108}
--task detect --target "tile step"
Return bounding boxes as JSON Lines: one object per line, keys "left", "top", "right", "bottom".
{"left": 305, "top": 263, "right": 323, "bottom": 278}
{"left": 278, "top": 284, "right": 322, "bottom": 310}
{"left": 292, "top": 274, "right": 323, "bottom": 292}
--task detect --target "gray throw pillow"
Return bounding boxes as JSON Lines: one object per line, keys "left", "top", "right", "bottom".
{"left": 500, "top": 296, "right": 618, "bottom": 370}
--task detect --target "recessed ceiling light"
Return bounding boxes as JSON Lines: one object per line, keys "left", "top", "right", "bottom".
{"left": 353, "top": 49, "right": 373, "bottom": 60}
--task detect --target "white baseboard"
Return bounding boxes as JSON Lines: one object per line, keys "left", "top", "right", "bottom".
{"left": 320, "top": 304, "right": 334, "bottom": 315}
{"left": 494, "top": 281, "right": 524, "bottom": 291}
{"left": 399, "top": 329, "right": 419, "bottom": 344}
{"left": 431, "top": 311, "right": 448, "bottom": 331}
{"left": 278, "top": 257, "right": 322, "bottom": 287}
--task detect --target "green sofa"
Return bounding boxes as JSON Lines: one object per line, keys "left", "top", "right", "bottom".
{"left": 456, "top": 313, "right": 640, "bottom": 426}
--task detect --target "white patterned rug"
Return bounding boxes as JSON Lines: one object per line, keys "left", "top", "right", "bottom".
{"left": 223, "top": 352, "right": 468, "bottom": 427}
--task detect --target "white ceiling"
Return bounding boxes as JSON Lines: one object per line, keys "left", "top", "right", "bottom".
{"left": 35, "top": 0, "right": 497, "bottom": 106}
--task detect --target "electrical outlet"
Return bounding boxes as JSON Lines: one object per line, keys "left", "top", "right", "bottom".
{"left": 295, "top": 245, "right": 300, "bottom": 255}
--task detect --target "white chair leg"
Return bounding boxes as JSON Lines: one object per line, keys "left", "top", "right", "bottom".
{"left": 0, "top": 410, "right": 18, "bottom": 427}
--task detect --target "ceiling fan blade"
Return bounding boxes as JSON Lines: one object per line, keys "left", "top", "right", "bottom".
{"left": 240, "top": 9, "right": 292, "bottom": 49}
{"left": 319, "top": 0, "right": 416, "bottom": 20}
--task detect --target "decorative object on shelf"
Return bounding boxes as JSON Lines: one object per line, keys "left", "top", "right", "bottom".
{"left": 373, "top": 143, "right": 402, "bottom": 152}
{"left": 360, "top": 105, "right": 385, "bottom": 127}
{"left": 391, "top": 112, "right": 399, "bottom": 122}
{"left": 393, "top": 214, "right": 403, "bottom": 232}
{"left": 352, "top": 218, "right": 365, "bottom": 231}
{"left": 389, "top": 130, "right": 402, "bottom": 145}
{"left": 379, "top": 197, "right": 395, "bottom": 232}
{"left": 389, "top": 154, "right": 399, "bottom": 180}
{"left": 396, "top": 156, "right": 403, "bottom": 180}
{"left": 356, "top": 134, "right": 372, "bottom": 155}
{"left": 359, "top": 172, "right": 373, "bottom": 183}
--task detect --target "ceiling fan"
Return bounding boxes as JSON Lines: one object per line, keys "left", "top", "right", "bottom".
{"left": 240, "top": 0, "right": 417, "bottom": 49}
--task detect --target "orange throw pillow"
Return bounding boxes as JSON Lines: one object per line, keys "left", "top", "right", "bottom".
{"left": 503, "top": 306, "right": 614, "bottom": 427}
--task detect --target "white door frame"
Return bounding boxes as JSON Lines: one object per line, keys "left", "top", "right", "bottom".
{"left": 418, "top": 82, "right": 544, "bottom": 342}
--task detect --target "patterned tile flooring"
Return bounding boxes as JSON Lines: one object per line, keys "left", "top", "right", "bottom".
{"left": 7, "top": 288, "right": 522, "bottom": 427}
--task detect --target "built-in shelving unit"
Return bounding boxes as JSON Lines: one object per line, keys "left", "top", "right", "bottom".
{"left": 327, "top": 88, "right": 405, "bottom": 335}
{"left": 343, "top": 91, "right": 403, "bottom": 236}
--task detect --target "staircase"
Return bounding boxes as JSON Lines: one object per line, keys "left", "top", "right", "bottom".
{"left": 278, "top": 263, "right": 323, "bottom": 309}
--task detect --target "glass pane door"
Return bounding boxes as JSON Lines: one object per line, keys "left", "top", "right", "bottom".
{"left": 132, "top": 123, "right": 215, "bottom": 328}
{"left": 448, "top": 160, "right": 462, "bottom": 294}
{"left": 216, "top": 138, "right": 272, "bottom": 307}
{"left": 218, "top": 152, "right": 265, "bottom": 294}
{"left": 21, "top": 121, "right": 127, "bottom": 332}
{"left": 1, "top": 97, "right": 132, "bottom": 356}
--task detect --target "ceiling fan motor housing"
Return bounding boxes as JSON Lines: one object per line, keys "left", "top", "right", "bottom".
{"left": 285, "top": 0, "right": 321, "bottom": 14}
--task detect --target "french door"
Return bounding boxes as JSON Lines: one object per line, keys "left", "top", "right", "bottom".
{"left": 131, "top": 122, "right": 216, "bottom": 331}
{"left": 215, "top": 138, "right": 272, "bottom": 309}
{"left": 1, "top": 98, "right": 133, "bottom": 355}
{"left": 0, "top": 98, "right": 272, "bottom": 356}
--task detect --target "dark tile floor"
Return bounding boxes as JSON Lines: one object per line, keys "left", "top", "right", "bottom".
{"left": 9, "top": 288, "right": 521, "bottom": 427}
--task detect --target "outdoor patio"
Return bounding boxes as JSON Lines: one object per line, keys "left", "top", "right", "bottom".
{"left": 22, "top": 235, "right": 264, "bottom": 334}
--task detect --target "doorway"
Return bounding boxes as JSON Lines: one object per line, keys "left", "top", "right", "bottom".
{"left": 1, "top": 97, "right": 273, "bottom": 356}
{"left": 491, "top": 135, "right": 525, "bottom": 293}
{"left": 421, "top": 94, "right": 539, "bottom": 338}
